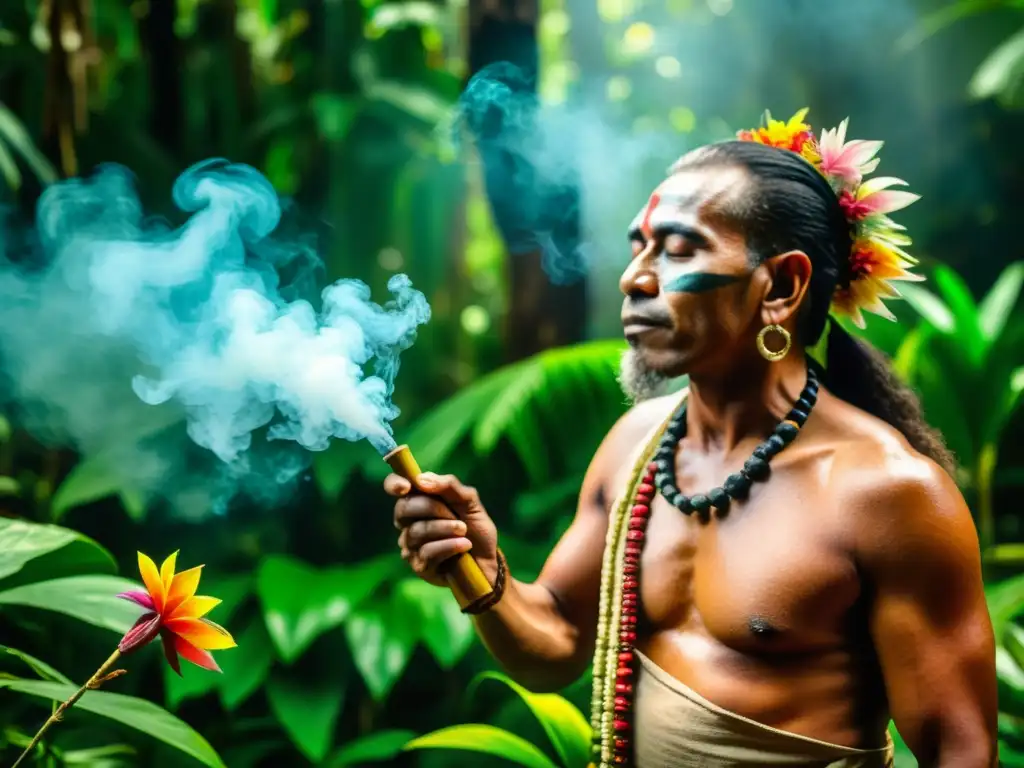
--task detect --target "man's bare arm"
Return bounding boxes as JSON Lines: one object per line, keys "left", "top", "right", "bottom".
{"left": 849, "top": 456, "right": 998, "bottom": 767}
{"left": 474, "top": 400, "right": 668, "bottom": 691}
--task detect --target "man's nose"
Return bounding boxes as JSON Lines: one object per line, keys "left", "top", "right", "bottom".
{"left": 620, "top": 253, "right": 660, "bottom": 298}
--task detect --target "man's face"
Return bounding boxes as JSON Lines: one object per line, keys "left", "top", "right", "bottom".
{"left": 619, "top": 165, "right": 764, "bottom": 396}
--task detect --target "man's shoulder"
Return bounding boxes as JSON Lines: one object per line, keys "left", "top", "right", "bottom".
{"left": 587, "top": 390, "right": 685, "bottom": 483}
{"left": 826, "top": 419, "right": 975, "bottom": 565}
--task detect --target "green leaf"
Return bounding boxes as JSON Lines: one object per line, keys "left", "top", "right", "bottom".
{"left": 394, "top": 578, "right": 474, "bottom": 668}
{"left": 0, "top": 102, "right": 58, "bottom": 185}
{"left": 404, "top": 724, "right": 560, "bottom": 768}
{"left": 364, "top": 81, "right": 452, "bottom": 125}
{"left": 2, "top": 646, "right": 72, "bottom": 683}
{"left": 310, "top": 93, "right": 362, "bottom": 143}
{"left": 0, "top": 517, "right": 116, "bottom": 584}
{"left": 1, "top": 678, "right": 225, "bottom": 767}
{"left": 0, "top": 575, "right": 142, "bottom": 633}
{"left": 218, "top": 617, "right": 274, "bottom": 711}
{"left": 0, "top": 475, "right": 19, "bottom": 496}
{"left": 898, "top": 284, "right": 955, "bottom": 333}
{"left": 970, "top": 26, "right": 1024, "bottom": 102}
{"left": 888, "top": 722, "right": 917, "bottom": 767}
{"left": 311, "top": 439, "right": 374, "bottom": 499}
{"left": 986, "top": 544, "right": 1024, "bottom": 567}
{"left": 369, "top": 2, "right": 444, "bottom": 33}
{"left": 325, "top": 730, "right": 417, "bottom": 767}
{"left": 344, "top": 590, "right": 417, "bottom": 701}
{"left": 258, "top": 554, "right": 396, "bottom": 663}
{"left": 61, "top": 744, "right": 136, "bottom": 766}
{"left": 388, "top": 364, "right": 523, "bottom": 480}
{"left": 931, "top": 264, "right": 984, "bottom": 358}
{"left": 50, "top": 406, "right": 183, "bottom": 519}
{"left": 164, "top": 658, "right": 221, "bottom": 710}
{"left": 266, "top": 667, "right": 345, "bottom": 763}
{"left": 469, "top": 671, "right": 592, "bottom": 768}
{"left": 979, "top": 261, "right": 1024, "bottom": 343}
{"left": 987, "top": 573, "right": 1024, "bottom": 639}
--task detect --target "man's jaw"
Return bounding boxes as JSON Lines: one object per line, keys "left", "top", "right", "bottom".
{"left": 618, "top": 347, "right": 677, "bottom": 403}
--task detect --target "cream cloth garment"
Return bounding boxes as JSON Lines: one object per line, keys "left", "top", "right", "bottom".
{"left": 633, "top": 650, "right": 894, "bottom": 768}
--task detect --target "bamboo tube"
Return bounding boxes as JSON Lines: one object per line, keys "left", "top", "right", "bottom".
{"left": 384, "top": 444, "right": 494, "bottom": 612}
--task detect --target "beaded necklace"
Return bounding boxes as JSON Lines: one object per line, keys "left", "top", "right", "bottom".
{"left": 588, "top": 366, "right": 820, "bottom": 767}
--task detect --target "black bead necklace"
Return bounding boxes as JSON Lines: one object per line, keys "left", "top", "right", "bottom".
{"left": 652, "top": 366, "right": 820, "bottom": 520}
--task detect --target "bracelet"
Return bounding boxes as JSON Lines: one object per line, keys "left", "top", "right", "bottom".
{"left": 462, "top": 548, "right": 508, "bottom": 615}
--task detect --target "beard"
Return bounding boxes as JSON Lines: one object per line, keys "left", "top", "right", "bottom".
{"left": 618, "top": 347, "right": 679, "bottom": 403}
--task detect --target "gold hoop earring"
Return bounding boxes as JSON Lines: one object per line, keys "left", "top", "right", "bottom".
{"left": 757, "top": 324, "right": 791, "bottom": 362}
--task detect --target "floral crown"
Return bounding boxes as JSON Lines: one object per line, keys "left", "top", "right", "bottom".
{"left": 736, "top": 108, "right": 923, "bottom": 328}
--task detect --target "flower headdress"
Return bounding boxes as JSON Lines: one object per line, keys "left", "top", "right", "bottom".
{"left": 737, "top": 108, "right": 923, "bottom": 328}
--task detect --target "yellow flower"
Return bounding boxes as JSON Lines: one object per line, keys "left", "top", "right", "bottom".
{"left": 117, "top": 552, "right": 236, "bottom": 674}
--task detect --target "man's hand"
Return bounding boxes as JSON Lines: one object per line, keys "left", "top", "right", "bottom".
{"left": 385, "top": 472, "right": 499, "bottom": 588}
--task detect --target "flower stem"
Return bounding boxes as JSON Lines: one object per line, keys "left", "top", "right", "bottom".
{"left": 11, "top": 649, "right": 123, "bottom": 768}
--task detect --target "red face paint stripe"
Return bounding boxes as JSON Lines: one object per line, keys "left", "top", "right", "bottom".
{"left": 640, "top": 192, "right": 661, "bottom": 239}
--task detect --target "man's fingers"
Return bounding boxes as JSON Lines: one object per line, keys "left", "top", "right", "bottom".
{"left": 405, "top": 519, "right": 467, "bottom": 550}
{"left": 418, "top": 537, "right": 472, "bottom": 569}
{"left": 383, "top": 474, "right": 412, "bottom": 497}
{"left": 416, "top": 473, "right": 481, "bottom": 510}
{"left": 394, "top": 495, "right": 457, "bottom": 527}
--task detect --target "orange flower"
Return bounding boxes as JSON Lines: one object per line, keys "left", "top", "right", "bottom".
{"left": 117, "top": 552, "right": 236, "bottom": 674}
{"left": 830, "top": 239, "right": 924, "bottom": 328}
{"left": 737, "top": 108, "right": 816, "bottom": 155}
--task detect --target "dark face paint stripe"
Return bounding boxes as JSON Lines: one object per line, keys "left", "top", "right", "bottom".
{"left": 663, "top": 272, "right": 741, "bottom": 293}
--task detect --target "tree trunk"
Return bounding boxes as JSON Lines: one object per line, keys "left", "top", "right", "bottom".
{"left": 466, "top": 0, "right": 588, "bottom": 363}
{"left": 139, "top": 0, "right": 182, "bottom": 158}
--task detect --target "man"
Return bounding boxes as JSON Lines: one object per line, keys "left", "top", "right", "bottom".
{"left": 386, "top": 111, "right": 998, "bottom": 767}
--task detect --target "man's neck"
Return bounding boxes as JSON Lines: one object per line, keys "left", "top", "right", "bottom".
{"left": 685, "top": 353, "right": 811, "bottom": 452}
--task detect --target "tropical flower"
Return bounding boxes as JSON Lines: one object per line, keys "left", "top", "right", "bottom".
{"left": 737, "top": 108, "right": 818, "bottom": 159}
{"left": 118, "top": 551, "right": 236, "bottom": 674}
{"left": 737, "top": 108, "right": 923, "bottom": 328}
{"left": 816, "top": 118, "right": 882, "bottom": 189}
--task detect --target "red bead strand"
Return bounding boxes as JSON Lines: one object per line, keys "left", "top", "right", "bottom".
{"left": 610, "top": 463, "right": 657, "bottom": 766}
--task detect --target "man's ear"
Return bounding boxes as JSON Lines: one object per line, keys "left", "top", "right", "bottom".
{"left": 759, "top": 250, "right": 812, "bottom": 326}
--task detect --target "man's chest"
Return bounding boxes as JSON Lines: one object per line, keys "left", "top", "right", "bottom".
{"left": 631, "top": 485, "right": 862, "bottom": 654}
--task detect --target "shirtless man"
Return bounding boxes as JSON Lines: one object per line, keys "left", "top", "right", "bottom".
{"left": 386, "top": 114, "right": 998, "bottom": 767}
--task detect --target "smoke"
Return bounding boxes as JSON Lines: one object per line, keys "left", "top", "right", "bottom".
{"left": 0, "top": 160, "right": 429, "bottom": 516}
{"left": 454, "top": 0, "right": 945, "bottom": 336}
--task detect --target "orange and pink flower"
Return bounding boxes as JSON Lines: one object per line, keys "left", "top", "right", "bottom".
{"left": 737, "top": 108, "right": 922, "bottom": 328}
{"left": 118, "top": 552, "right": 236, "bottom": 674}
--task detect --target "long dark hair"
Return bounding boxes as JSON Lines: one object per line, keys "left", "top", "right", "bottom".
{"left": 671, "top": 140, "right": 956, "bottom": 476}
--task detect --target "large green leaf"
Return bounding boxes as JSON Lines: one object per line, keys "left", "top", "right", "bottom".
{"left": 0, "top": 517, "right": 116, "bottom": 585}
{"left": 404, "top": 724, "right": 560, "bottom": 768}
{"left": 257, "top": 554, "right": 396, "bottom": 663}
{"left": 979, "top": 261, "right": 1024, "bottom": 343}
{"left": 0, "top": 575, "right": 142, "bottom": 633}
{"left": 898, "top": 285, "right": 955, "bottom": 334}
{"left": 50, "top": 406, "right": 183, "bottom": 519}
{"left": 2, "top": 645, "right": 73, "bottom": 684}
{"left": 930, "top": 265, "right": 984, "bottom": 365}
{"left": 388, "top": 364, "right": 523, "bottom": 479}
{"left": 325, "top": 730, "right": 416, "bottom": 767}
{"left": 164, "top": 656, "right": 221, "bottom": 710}
{"left": 312, "top": 439, "right": 375, "bottom": 499}
{"left": 266, "top": 667, "right": 345, "bottom": 763}
{"left": 970, "top": 25, "right": 1024, "bottom": 102}
{"left": 394, "top": 578, "right": 475, "bottom": 668}
{"left": 469, "top": 671, "right": 591, "bottom": 768}
{"left": 0, "top": 678, "right": 226, "bottom": 767}
{"left": 218, "top": 616, "right": 275, "bottom": 711}
{"left": 343, "top": 589, "right": 418, "bottom": 702}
